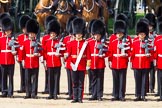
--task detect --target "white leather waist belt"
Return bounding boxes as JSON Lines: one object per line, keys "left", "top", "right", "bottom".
{"left": 1, "top": 50, "right": 12, "bottom": 53}
{"left": 113, "top": 54, "right": 128, "bottom": 57}
{"left": 47, "top": 52, "right": 59, "bottom": 56}
{"left": 158, "top": 54, "right": 162, "bottom": 57}
{"left": 135, "top": 54, "right": 150, "bottom": 57}
{"left": 26, "top": 54, "right": 34, "bottom": 57}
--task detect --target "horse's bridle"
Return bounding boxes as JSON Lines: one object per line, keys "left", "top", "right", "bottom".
{"left": 83, "top": 0, "right": 95, "bottom": 12}
{"left": 57, "top": 0, "right": 68, "bottom": 13}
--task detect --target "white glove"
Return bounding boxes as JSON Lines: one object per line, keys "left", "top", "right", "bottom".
{"left": 40, "top": 56, "right": 44, "bottom": 63}
{"left": 109, "top": 62, "right": 112, "bottom": 69}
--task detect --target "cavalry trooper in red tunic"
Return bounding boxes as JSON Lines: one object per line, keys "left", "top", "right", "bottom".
{"left": 41, "top": 15, "right": 57, "bottom": 94}
{"left": 17, "top": 15, "right": 31, "bottom": 93}
{"left": 44, "top": 19, "right": 63, "bottom": 100}
{"left": 88, "top": 20, "right": 107, "bottom": 101}
{"left": 63, "top": 15, "right": 77, "bottom": 100}
{"left": 0, "top": 17, "right": 17, "bottom": 98}
{"left": 109, "top": 20, "right": 131, "bottom": 101}
{"left": 67, "top": 18, "right": 91, "bottom": 103}
{"left": 145, "top": 13, "right": 157, "bottom": 93}
{"left": 21, "top": 19, "right": 41, "bottom": 99}
{"left": 131, "top": 20, "right": 151, "bottom": 101}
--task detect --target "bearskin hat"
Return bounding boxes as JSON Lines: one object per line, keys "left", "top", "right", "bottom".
{"left": 136, "top": 19, "right": 149, "bottom": 36}
{"left": 66, "top": 16, "right": 78, "bottom": 34}
{"left": 26, "top": 19, "right": 39, "bottom": 34}
{"left": 116, "top": 13, "right": 128, "bottom": 25}
{"left": 0, "top": 13, "right": 10, "bottom": 27}
{"left": 47, "top": 20, "right": 60, "bottom": 35}
{"left": 87, "top": 19, "right": 97, "bottom": 33}
{"left": 19, "top": 15, "right": 31, "bottom": 29}
{"left": 1, "top": 17, "right": 14, "bottom": 32}
{"left": 114, "top": 20, "right": 126, "bottom": 34}
{"left": 72, "top": 18, "right": 86, "bottom": 34}
{"left": 157, "top": 16, "right": 162, "bottom": 23}
{"left": 145, "top": 13, "right": 156, "bottom": 29}
{"left": 44, "top": 15, "right": 57, "bottom": 29}
{"left": 91, "top": 19, "right": 105, "bottom": 37}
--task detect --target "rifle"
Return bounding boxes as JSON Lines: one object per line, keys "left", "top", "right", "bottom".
{"left": 96, "top": 38, "right": 108, "bottom": 56}
{"left": 148, "top": 31, "right": 156, "bottom": 47}
{"left": 118, "top": 35, "right": 130, "bottom": 55}
{"left": 54, "top": 32, "right": 66, "bottom": 55}
{"left": 8, "top": 35, "right": 20, "bottom": 54}
{"left": 141, "top": 39, "right": 153, "bottom": 55}
{"left": 31, "top": 28, "right": 42, "bottom": 53}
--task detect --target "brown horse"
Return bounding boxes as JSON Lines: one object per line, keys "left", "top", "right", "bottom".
{"left": 55, "top": 0, "right": 79, "bottom": 30}
{"left": 0, "top": 0, "right": 11, "bottom": 13}
{"left": 145, "top": 0, "right": 162, "bottom": 14}
{"left": 34, "top": 0, "right": 53, "bottom": 27}
{"left": 81, "top": 0, "right": 109, "bottom": 31}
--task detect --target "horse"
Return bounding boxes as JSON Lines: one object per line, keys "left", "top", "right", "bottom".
{"left": 55, "top": 0, "right": 80, "bottom": 31}
{"left": 0, "top": 0, "right": 11, "bottom": 13}
{"left": 34, "top": 0, "right": 54, "bottom": 27}
{"left": 145, "top": 0, "right": 162, "bottom": 15}
{"left": 81, "top": 0, "right": 109, "bottom": 35}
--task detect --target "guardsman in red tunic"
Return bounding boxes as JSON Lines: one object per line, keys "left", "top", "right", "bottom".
{"left": 63, "top": 16, "right": 77, "bottom": 100}
{"left": 0, "top": 17, "right": 17, "bottom": 98}
{"left": 44, "top": 20, "right": 62, "bottom": 100}
{"left": 131, "top": 20, "right": 151, "bottom": 101}
{"left": 41, "top": 15, "right": 57, "bottom": 94}
{"left": 154, "top": 22, "right": 162, "bottom": 101}
{"left": 109, "top": 20, "right": 131, "bottom": 101}
{"left": 0, "top": 13, "right": 10, "bottom": 92}
{"left": 21, "top": 19, "right": 41, "bottom": 99}
{"left": 17, "top": 15, "right": 31, "bottom": 93}
{"left": 86, "top": 19, "right": 97, "bottom": 96}
{"left": 67, "top": 18, "right": 91, "bottom": 103}
{"left": 88, "top": 20, "right": 107, "bottom": 101}
{"left": 145, "top": 13, "right": 157, "bottom": 93}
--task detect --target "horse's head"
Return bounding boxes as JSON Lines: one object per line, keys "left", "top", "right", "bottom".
{"left": 57, "top": 0, "right": 71, "bottom": 12}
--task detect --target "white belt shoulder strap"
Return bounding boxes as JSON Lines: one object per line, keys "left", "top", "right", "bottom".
{"left": 71, "top": 41, "right": 88, "bottom": 71}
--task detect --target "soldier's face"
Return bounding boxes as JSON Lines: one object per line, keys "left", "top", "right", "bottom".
{"left": 22, "top": 28, "right": 27, "bottom": 34}
{"left": 50, "top": 32, "right": 57, "bottom": 39}
{"left": 29, "top": 32, "right": 36, "bottom": 40}
{"left": 149, "top": 25, "right": 153, "bottom": 32}
{"left": 5, "top": 30, "right": 12, "bottom": 37}
{"left": 94, "top": 34, "right": 101, "bottom": 41}
{"left": 116, "top": 32, "right": 124, "bottom": 39}
{"left": 75, "top": 33, "right": 83, "bottom": 40}
{"left": 139, "top": 33, "right": 146, "bottom": 40}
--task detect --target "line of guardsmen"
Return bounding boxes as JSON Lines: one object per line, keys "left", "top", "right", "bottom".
{"left": 0, "top": 12, "right": 162, "bottom": 103}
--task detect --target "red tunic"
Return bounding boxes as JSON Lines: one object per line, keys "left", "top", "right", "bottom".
{"left": 44, "top": 39, "right": 62, "bottom": 68}
{"left": 17, "top": 33, "right": 28, "bottom": 61}
{"left": 0, "top": 36, "right": 15, "bottom": 65}
{"left": 41, "top": 34, "right": 50, "bottom": 60}
{"left": 21, "top": 39, "right": 41, "bottom": 69}
{"left": 88, "top": 40, "right": 107, "bottom": 69}
{"left": 131, "top": 38, "right": 151, "bottom": 69}
{"left": 67, "top": 39, "right": 91, "bottom": 71}
{"left": 109, "top": 36, "right": 131, "bottom": 69}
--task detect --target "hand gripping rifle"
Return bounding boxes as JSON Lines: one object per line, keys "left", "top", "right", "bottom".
{"left": 54, "top": 32, "right": 66, "bottom": 55}
{"left": 96, "top": 38, "right": 108, "bottom": 57}
{"left": 8, "top": 35, "right": 20, "bottom": 54}
{"left": 31, "top": 29, "right": 42, "bottom": 53}
{"left": 141, "top": 39, "right": 154, "bottom": 56}
{"left": 118, "top": 35, "right": 130, "bottom": 55}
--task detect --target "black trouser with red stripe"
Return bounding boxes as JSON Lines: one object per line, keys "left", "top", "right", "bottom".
{"left": 88, "top": 69, "right": 93, "bottom": 95}
{"left": 72, "top": 71, "right": 85, "bottom": 101}
{"left": 134, "top": 69, "right": 149, "bottom": 97}
{"left": 149, "top": 62, "right": 155, "bottom": 91}
{"left": 66, "top": 68, "right": 73, "bottom": 97}
{"left": 91, "top": 68, "right": 104, "bottom": 99}
{"left": 48, "top": 67, "right": 61, "bottom": 97}
{"left": 1, "top": 64, "right": 14, "bottom": 96}
{"left": 112, "top": 69, "right": 127, "bottom": 99}
{"left": 44, "top": 69, "right": 49, "bottom": 93}
{"left": 19, "top": 62, "right": 25, "bottom": 91}
{"left": 25, "top": 68, "right": 39, "bottom": 97}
